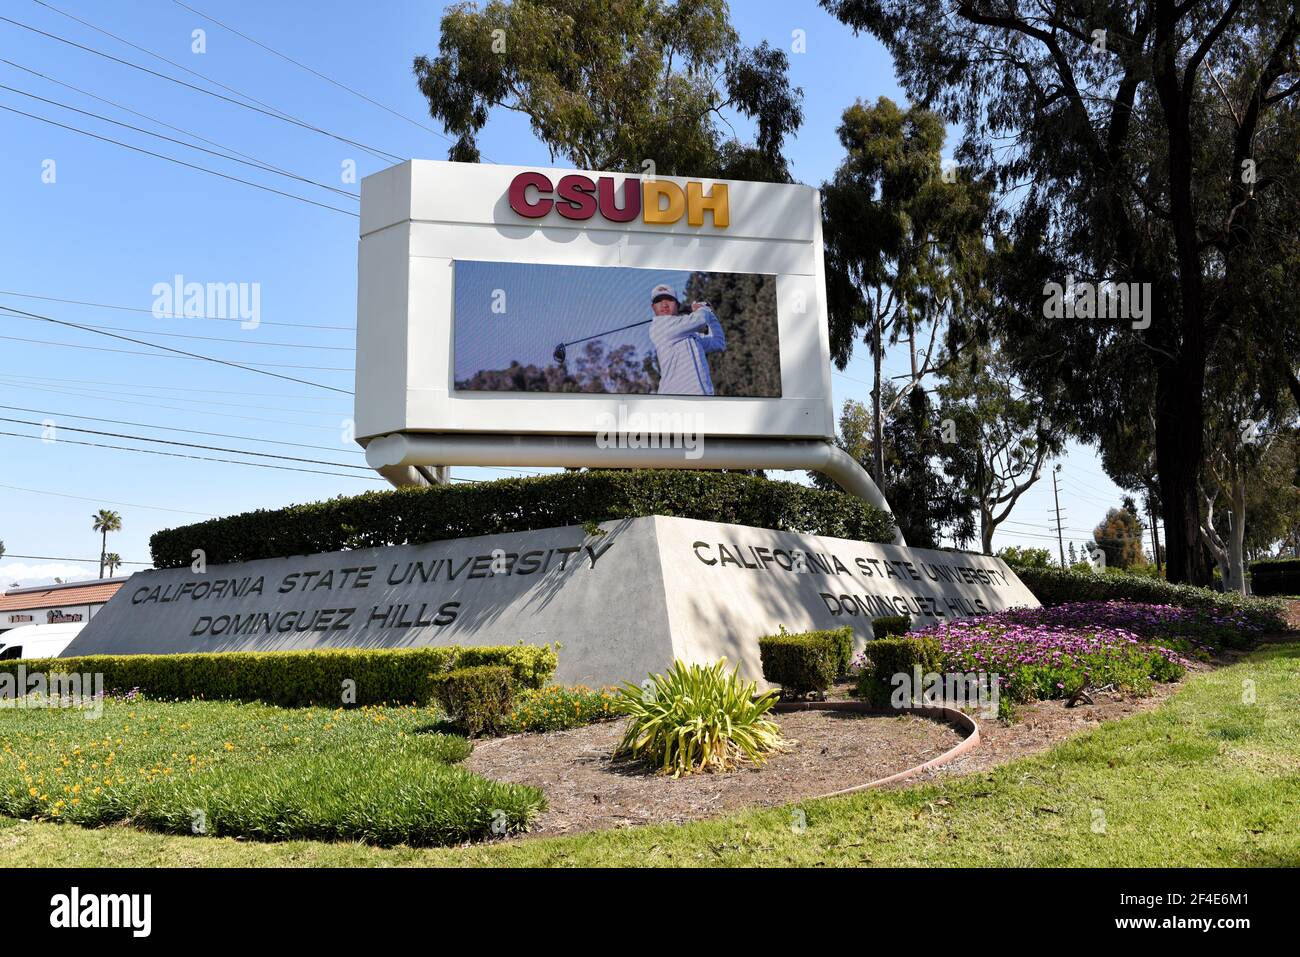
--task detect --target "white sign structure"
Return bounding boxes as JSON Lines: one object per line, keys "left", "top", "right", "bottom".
{"left": 65, "top": 517, "right": 1039, "bottom": 686}
{"left": 355, "top": 160, "right": 903, "bottom": 540}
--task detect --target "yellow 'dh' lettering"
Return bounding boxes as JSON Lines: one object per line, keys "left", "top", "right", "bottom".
{"left": 686, "top": 181, "right": 729, "bottom": 228}
{"left": 643, "top": 180, "right": 685, "bottom": 224}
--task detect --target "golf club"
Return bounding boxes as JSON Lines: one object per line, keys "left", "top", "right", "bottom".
{"left": 552, "top": 302, "right": 708, "bottom": 364}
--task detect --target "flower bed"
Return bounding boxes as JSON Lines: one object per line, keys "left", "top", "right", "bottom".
{"left": 884, "top": 601, "right": 1239, "bottom": 707}
{"left": 502, "top": 685, "right": 619, "bottom": 734}
{"left": 989, "top": 601, "right": 1267, "bottom": 657}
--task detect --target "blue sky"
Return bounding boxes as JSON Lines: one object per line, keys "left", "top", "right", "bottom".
{"left": 0, "top": 0, "right": 1127, "bottom": 587}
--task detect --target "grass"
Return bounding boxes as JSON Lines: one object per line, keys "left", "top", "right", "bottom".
{"left": 0, "top": 641, "right": 1296, "bottom": 867}
{"left": 0, "top": 698, "right": 544, "bottom": 847}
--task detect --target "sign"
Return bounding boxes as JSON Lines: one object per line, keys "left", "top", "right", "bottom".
{"left": 354, "top": 160, "right": 833, "bottom": 444}
{"left": 452, "top": 261, "right": 780, "bottom": 397}
{"left": 47, "top": 610, "right": 83, "bottom": 624}
{"left": 507, "top": 171, "right": 729, "bottom": 227}
{"left": 65, "top": 517, "right": 1039, "bottom": 687}
{"left": 7, "top": 615, "right": 33, "bottom": 624}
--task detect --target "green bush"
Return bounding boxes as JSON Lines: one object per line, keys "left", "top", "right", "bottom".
{"left": 856, "top": 636, "right": 944, "bottom": 707}
{"left": 757, "top": 627, "right": 848, "bottom": 696}
{"left": 1010, "top": 566, "right": 1287, "bottom": 633}
{"left": 149, "top": 469, "right": 897, "bottom": 567}
{"left": 1250, "top": 558, "right": 1300, "bottom": 596}
{"left": 430, "top": 665, "right": 515, "bottom": 737}
{"left": 503, "top": 685, "right": 619, "bottom": 734}
{"left": 995, "top": 546, "right": 1054, "bottom": 568}
{"left": 871, "top": 615, "right": 911, "bottom": 637}
{"left": 0, "top": 645, "right": 557, "bottom": 708}
{"left": 615, "top": 660, "right": 785, "bottom": 776}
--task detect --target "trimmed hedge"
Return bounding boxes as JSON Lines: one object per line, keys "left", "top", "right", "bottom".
{"left": 871, "top": 615, "right": 911, "bottom": 638}
{"left": 1011, "top": 566, "right": 1288, "bottom": 633}
{"left": 758, "top": 626, "right": 853, "bottom": 696}
{"left": 0, "top": 645, "right": 557, "bottom": 708}
{"left": 149, "top": 469, "right": 897, "bottom": 567}
{"left": 1250, "top": 558, "right": 1300, "bottom": 596}
{"left": 857, "top": 636, "right": 944, "bottom": 707}
{"left": 430, "top": 665, "right": 515, "bottom": 737}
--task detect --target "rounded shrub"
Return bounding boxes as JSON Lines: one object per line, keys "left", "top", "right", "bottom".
{"left": 871, "top": 614, "right": 911, "bottom": 638}
{"left": 757, "top": 626, "right": 853, "bottom": 697}
{"left": 430, "top": 665, "right": 515, "bottom": 738}
{"left": 856, "top": 636, "right": 944, "bottom": 707}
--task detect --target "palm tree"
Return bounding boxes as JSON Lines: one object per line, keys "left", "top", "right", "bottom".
{"left": 92, "top": 509, "right": 122, "bottom": 579}
{"left": 103, "top": 553, "right": 123, "bottom": 577}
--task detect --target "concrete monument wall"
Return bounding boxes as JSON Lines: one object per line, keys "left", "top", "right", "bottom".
{"left": 63, "top": 516, "right": 1039, "bottom": 686}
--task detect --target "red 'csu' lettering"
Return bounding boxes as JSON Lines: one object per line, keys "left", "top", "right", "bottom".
{"left": 507, "top": 172, "right": 729, "bottom": 228}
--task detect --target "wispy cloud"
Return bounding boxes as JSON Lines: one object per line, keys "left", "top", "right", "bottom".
{"left": 0, "top": 563, "right": 97, "bottom": 586}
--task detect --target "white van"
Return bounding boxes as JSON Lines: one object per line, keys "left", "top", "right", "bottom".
{"left": 0, "top": 621, "right": 86, "bottom": 660}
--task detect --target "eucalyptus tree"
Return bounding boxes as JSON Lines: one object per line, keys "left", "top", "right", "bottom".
{"left": 823, "top": 0, "right": 1300, "bottom": 585}
{"left": 415, "top": 0, "right": 802, "bottom": 181}
{"left": 822, "top": 97, "right": 992, "bottom": 492}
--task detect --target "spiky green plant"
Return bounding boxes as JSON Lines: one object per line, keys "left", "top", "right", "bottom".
{"left": 614, "top": 659, "right": 786, "bottom": 777}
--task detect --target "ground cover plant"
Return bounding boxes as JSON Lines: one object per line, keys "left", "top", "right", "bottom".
{"left": 994, "top": 601, "right": 1269, "bottom": 657}
{"left": 0, "top": 696, "right": 543, "bottom": 847}
{"left": 911, "top": 603, "right": 1194, "bottom": 705}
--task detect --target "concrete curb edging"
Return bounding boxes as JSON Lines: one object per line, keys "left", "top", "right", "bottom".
{"left": 771, "top": 700, "right": 981, "bottom": 799}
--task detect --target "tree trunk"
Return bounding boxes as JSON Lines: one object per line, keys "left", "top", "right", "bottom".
{"left": 1227, "top": 477, "right": 1248, "bottom": 595}
{"left": 872, "top": 314, "right": 885, "bottom": 492}
{"left": 976, "top": 451, "right": 993, "bottom": 554}
{"left": 1154, "top": 360, "right": 1212, "bottom": 586}
{"left": 1150, "top": 17, "right": 1214, "bottom": 587}
{"left": 99, "top": 529, "right": 106, "bottom": 579}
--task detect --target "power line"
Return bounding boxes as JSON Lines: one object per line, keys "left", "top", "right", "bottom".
{"left": 0, "top": 102, "right": 360, "bottom": 217}
{"left": 0, "top": 553, "right": 151, "bottom": 566}
{"left": 0, "top": 416, "right": 369, "bottom": 471}
{"left": 170, "top": 0, "right": 466, "bottom": 150}
{"left": 0, "top": 482, "right": 215, "bottom": 517}
{"left": 0, "top": 430, "right": 380, "bottom": 482}
{"left": 0, "top": 379, "right": 349, "bottom": 432}
{"left": 0, "top": 304, "right": 353, "bottom": 394}
{"left": 0, "top": 290, "right": 354, "bottom": 331}
{"left": 22, "top": 317, "right": 356, "bottom": 352}
{"left": 0, "top": 371, "right": 346, "bottom": 402}
{"left": 0, "top": 405, "right": 363, "bottom": 456}
{"left": 0, "top": 77, "right": 361, "bottom": 202}
{"left": 0, "top": 55, "right": 353, "bottom": 195}
{"left": 8, "top": 6, "right": 404, "bottom": 163}
{"left": 0, "top": 331, "right": 353, "bottom": 372}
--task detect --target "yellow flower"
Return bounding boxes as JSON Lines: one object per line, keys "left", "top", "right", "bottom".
{"left": 28, "top": 787, "right": 37, "bottom": 797}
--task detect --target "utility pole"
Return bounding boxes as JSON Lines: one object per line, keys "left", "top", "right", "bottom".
{"left": 1147, "top": 497, "right": 1162, "bottom": 573}
{"left": 1052, "top": 463, "right": 1066, "bottom": 568}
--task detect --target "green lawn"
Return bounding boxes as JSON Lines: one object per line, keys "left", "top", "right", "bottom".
{"left": 0, "top": 699, "right": 543, "bottom": 847}
{"left": 1, "top": 641, "right": 1296, "bottom": 867}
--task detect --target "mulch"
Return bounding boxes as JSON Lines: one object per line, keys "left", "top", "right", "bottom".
{"left": 1279, "top": 599, "right": 1300, "bottom": 631}
{"left": 464, "top": 709, "right": 962, "bottom": 838}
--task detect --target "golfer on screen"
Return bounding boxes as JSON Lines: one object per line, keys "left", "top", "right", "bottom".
{"left": 647, "top": 283, "right": 727, "bottom": 395}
